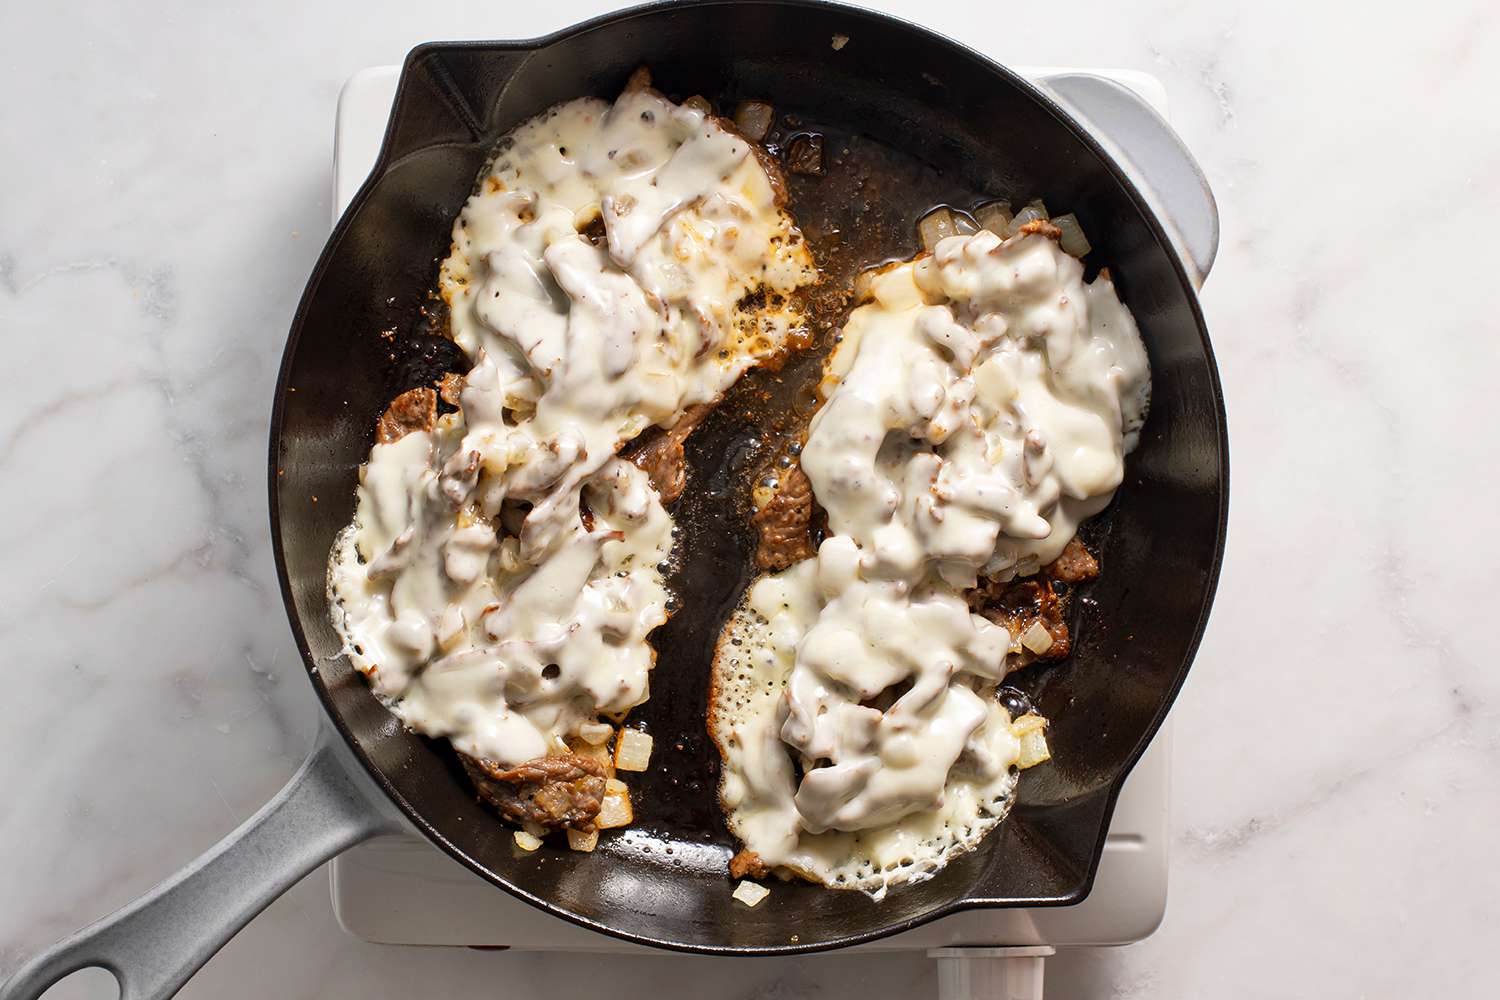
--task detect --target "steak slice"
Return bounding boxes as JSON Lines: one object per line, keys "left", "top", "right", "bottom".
{"left": 966, "top": 538, "right": 1100, "bottom": 665}
{"left": 437, "top": 372, "right": 463, "bottom": 408}
{"left": 752, "top": 462, "right": 816, "bottom": 570}
{"left": 1045, "top": 536, "right": 1100, "bottom": 584}
{"left": 460, "top": 752, "right": 606, "bottom": 832}
{"left": 968, "top": 576, "right": 1071, "bottom": 663}
{"left": 729, "top": 848, "right": 768, "bottom": 880}
{"left": 626, "top": 403, "right": 713, "bottom": 504}
{"left": 375, "top": 386, "right": 437, "bottom": 444}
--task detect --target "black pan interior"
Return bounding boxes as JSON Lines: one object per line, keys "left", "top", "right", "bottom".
{"left": 270, "top": 0, "right": 1227, "bottom": 954}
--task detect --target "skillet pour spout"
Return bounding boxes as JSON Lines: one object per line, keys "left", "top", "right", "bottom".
{"left": 2, "top": 2, "right": 1225, "bottom": 995}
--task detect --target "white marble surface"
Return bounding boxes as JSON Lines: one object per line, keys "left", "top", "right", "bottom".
{"left": 3, "top": 1, "right": 1498, "bottom": 997}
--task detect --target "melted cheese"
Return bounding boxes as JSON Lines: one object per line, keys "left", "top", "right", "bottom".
{"left": 328, "top": 80, "right": 814, "bottom": 767}
{"left": 713, "top": 229, "right": 1150, "bottom": 895}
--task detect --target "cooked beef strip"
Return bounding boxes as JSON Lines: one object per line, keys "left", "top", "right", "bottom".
{"left": 625, "top": 403, "right": 714, "bottom": 504}
{"left": 460, "top": 753, "right": 607, "bottom": 832}
{"left": 752, "top": 461, "right": 817, "bottom": 570}
{"left": 968, "top": 576, "right": 1071, "bottom": 663}
{"left": 1045, "top": 536, "right": 1100, "bottom": 584}
{"left": 729, "top": 848, "right": 768, "bottom": 880}
{"left": 622, "top": 65, "right": 653, "bottom": 94}
{"left": 375, "top": 386, "right": 437, "bottom": 444}
{"left": 1016, "top": 218, "right": 1063, "bottom": 240}
{"left": 965, "top": 538, "right": 1100, "bottom": 665}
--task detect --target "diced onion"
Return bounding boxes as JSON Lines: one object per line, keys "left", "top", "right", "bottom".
{"left": 918, "top": 207, "right": 958, "bottom": 252}
{"left": 974, "top": 355, "right": 1016, "bottom": 404}
{"left": 514, "top": 830, "right": 543, "bottom": 852}
{"left": 605, "top": 777, "right": 629, "bottom": 794}
{"left": 614, "top": 728, "right": 653, "bottom": 771}
{"left": 1005, "top": 199, "right": 1050, "bottom": 237}
{"left": 496, "top": 537, "right": 523, "bottom": 573}
{"left": 1020, "top": 620, "right": 1054, "bottom": 654}
{"left": 566, "top": 827, "right": 599, "bottom": 852}
{"left": 733, "top": 880, "right": 771, "bottom": 906}
{"left": 578, "top": 722, "right": 613, "bottom": 746}
{"left": 1012, "top": 712, "right": 1051, "bottom": 769}
{"left": 975, "top": 200, "right": 1013, "bottom": 235}
{"left": 436, "top": 606, "right": 466, "bottom": 651}
{"left": 1010, "top": 712, "right": 1047, "bottom": 736}
{"left": 733, "top": 100, "right": 775, "bottom": 142}
{"left": 1052, "top": 213, "right": 1091, "bottom": 257}
{"left": 571, "top": 738, "right": 613, "bottom": 772}
{"left": 1017, "top": 729, "right": 1051, "bottom": 769}
{"left": 951, "top": 211, "right": 980, "bottom": 236}
{"left": 597, "top": 785, "right": 633, "bottom": 829}
{"left": 852, "top": 268, "right": 877, "bottom": 303}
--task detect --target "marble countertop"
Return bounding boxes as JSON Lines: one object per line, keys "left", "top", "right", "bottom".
{"left": 4, "top": 1, "right": 1498, "bottom": 997}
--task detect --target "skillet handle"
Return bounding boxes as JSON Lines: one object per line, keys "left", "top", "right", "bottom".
{"left": 1038, "top": 72, "right": 1220, "bottom": 288}
{"left": 0, "top": 728, "right": 399, "bottom": 1000}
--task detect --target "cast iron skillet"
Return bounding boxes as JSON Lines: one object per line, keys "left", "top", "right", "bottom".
{"left": 2, "top": 2, "right": 1226, "bottom": 996}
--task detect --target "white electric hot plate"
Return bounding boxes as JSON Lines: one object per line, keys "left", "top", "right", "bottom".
{"left": 326, "top": 62, "right": 1173, "bottom": 957}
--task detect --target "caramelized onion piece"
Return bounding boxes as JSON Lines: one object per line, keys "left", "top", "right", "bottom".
{"left": 786, "top": 133, "right": 825, "bottom": 176}
{"left": 733, "top": 100, "right": 775, "bottom": 142}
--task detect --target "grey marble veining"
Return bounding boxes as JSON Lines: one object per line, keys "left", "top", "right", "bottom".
{"left": 3, "top": 1, "right": 1498, "bottom": 997}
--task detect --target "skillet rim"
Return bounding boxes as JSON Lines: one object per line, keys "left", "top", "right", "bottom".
{"left": 267, "top": 0, "right": 1229, "bottom": 955}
